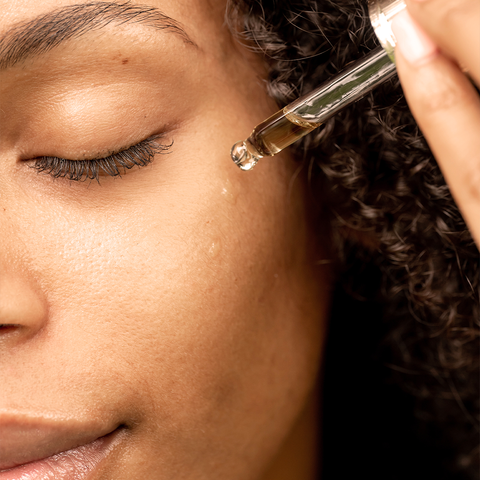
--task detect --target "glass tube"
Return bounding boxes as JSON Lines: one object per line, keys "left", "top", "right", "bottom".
{"left": 231, "top": 0, "right": 406, "bottom": 171}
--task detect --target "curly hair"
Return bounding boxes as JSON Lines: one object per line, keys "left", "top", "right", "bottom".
{"left": 226, "top": 0, "right": 479, "bottom": 477}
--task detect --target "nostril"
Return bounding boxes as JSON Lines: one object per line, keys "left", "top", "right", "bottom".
{"left": 0, "top": 324, "right": 22, "bottom": 344}
{"left": 0, "top": 323, "right": 18, "bottom": 332}
{"left": 0, "top": 277, "right": 48, "bottom": 341}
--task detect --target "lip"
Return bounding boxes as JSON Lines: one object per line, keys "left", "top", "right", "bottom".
{"left": 0, "top": 431, "right": 122, "bottom": 480}
{"left": 0, "top": 412, "right": 123, "bottom": 478}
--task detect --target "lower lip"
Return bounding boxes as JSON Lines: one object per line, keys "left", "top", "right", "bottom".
{"left": 0, "top": 429, "right": 122, "bottom": 480}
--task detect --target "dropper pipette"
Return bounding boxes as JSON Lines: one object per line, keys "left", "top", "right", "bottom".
{"left": 230, "top": 0, "right": 406, "bottom": 171}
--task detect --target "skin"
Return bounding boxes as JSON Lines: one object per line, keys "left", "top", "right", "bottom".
{"left": 1, "top": 0, "right": 476, "bottom": 478}
{"left": 0, "top": 1, "right": 330, "bottom": 479}
{"left": 393, "top": 0, "right": 480, "bottom": 248}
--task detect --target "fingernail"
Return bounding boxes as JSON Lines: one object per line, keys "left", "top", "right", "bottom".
{"left": 391, "top": 9, "right": 438, "bottom": 65}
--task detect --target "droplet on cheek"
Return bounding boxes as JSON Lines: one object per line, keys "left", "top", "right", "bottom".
{"left": 221, "top": 179, "right": 238, "bottom": 205}
{"left": 208, "top": 241, "right": 222, "bottom": 258}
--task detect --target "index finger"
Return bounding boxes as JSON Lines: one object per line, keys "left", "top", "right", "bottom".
{"left": 405, "top": 0, "right": 480, "bottom": 86}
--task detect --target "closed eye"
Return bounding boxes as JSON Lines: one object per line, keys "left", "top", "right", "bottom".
{"left": 29, "top": 134, "right": 173, "bottom": 183}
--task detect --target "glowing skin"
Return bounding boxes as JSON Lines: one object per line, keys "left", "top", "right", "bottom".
{"left": 0, "top": 1, "right": 330, "bottom": 479}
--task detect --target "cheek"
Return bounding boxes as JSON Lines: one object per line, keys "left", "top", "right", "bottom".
{"left": 24, "top": 160, "right": 316, "bottom": 374}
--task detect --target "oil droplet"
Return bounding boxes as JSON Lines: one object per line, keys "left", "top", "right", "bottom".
{"left": 231, "top": 140, "right": 262, "bottom": 171}
{"left": 208, "top": 241, "right": 221, "bottom": 258}
{"left": 221, "top": 179, "right": 237, "bottom": 205}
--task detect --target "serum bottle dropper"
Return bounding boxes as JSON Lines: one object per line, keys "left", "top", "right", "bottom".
{"left": 231, "top": 0, "right": 406, "bottom": 171}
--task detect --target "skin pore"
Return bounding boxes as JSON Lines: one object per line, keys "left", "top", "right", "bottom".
{"left": 0, "top": 1, "right": 331, "bottom": 479}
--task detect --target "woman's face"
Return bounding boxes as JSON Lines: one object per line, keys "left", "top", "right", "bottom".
{"left": 0, "top": 1, "right": 330, "bottom": 478}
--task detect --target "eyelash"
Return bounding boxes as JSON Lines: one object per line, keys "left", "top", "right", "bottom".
{"left": 30, "top": 135, "right": 173, "bottom": 182}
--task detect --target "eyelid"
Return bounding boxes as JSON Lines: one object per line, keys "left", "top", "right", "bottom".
{"left": 31, "top": 133, "right": 168, "bottom": 162}
{"left": 29, "top": 134, "right": 173, "bottom": 182}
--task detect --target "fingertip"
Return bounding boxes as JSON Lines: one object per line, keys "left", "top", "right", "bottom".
{"left": 392, "top": 9, "right": 439, "bottom": 66}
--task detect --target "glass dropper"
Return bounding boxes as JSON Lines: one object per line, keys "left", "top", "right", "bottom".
{"left": 230, "top": 0, "right": 406, "bottom": 171}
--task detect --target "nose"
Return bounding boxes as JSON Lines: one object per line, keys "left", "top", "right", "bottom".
{"left": 0, "top": 159, "right": 48, "bottom": 344}
{"left": 0, "top": 275, "right": 48, "bottom": 342}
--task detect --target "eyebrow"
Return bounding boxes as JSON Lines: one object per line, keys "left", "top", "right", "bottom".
{"left": 0, "top": 1, "right": 196, "bottom": 71}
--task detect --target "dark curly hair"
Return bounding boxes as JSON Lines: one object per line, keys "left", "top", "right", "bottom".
{"left": 226, "top": 1, "right": 479, "bottom": 478}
